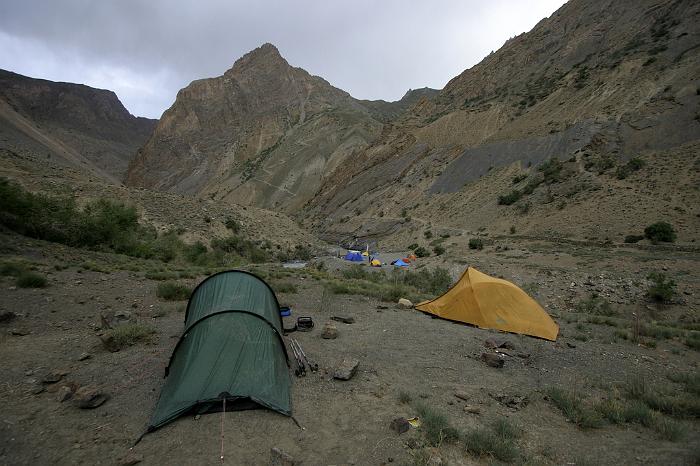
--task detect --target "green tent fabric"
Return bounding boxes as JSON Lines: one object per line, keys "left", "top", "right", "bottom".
{"left": 146, "top": 270, "right": 291, "bottom": 433}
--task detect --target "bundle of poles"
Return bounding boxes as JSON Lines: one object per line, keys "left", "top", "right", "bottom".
{"left": 289, "top": 338, "right": 318, "bottom": 376}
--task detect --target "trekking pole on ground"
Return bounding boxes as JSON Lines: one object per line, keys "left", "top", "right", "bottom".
{"left": 290, "top": 340, "right": 306, "bottom": 376}
{"left": 293, "top": 339, "right": 318, "bottom": 372}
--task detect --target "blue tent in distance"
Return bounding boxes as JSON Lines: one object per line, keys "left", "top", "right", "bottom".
{"left": 344, "top": 251, "right": 364, "bottom": 262}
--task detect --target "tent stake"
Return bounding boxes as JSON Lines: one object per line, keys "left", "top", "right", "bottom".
{"left": 220, "top": 397, "right": 226, "bottom": 463}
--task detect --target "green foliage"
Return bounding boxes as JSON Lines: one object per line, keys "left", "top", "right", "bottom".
{"left": 512, "top": 174, "right": 527, "bottom": 184}
{"left": 407, "top": 243, "right": 419, "bottom": 250}
{"left": 398, "top": 391, "right": 412, "bottom": 404}
{"left": 292, "top": 244, "right": 312, "bottom": 261}
{"left": 546, "top": 387, "right": 603, "bottom": 428}
{"left": 0, "top": 260, "right": 26, "bottom": 277}
{"left": 538, "top": 157, "right": 564, "bottom": 183}
{"left": 468, "top": 238, "right": 484, "bottom": 250}
{"left": 644, "top": 222, "right": 676, "bottom": 243}
{"left": 616, "top": 158, "right": 645, "bottom": 179}
{"left": 423, "top": 230, "right": 433, "bottom": 239}
{"left": 16, "top": 271, "right": 47, "bottom": 288}
{"left": 156, "top": 282, "right": 192, "bottom": 301}
{"left": 498, "top": 190, "right": 522, "bottom": 205}
{"left": 433, "top": 245, "right": 445, "bottom": 256}
{"left": 274, "top": 282, "right": 298, "bottom": 294}
{"left": 464, "top": 418, "right": 521, "bottom": 463}
{"left": 224, "top": 217, "right": 240, "bottom": 233}
{"left": 624, "top": 234, "right": 644, "bottom": 243}
{"left": 211, "top": 235, "right": 269, "bottom": 263}
{"left": 646, "top": 272, "right": 676, "bottom": 302}
{"left": 106, "top": 323, "right": 156, "bottom": 349}
{"left": 575, "top": 294, "right": 616, "bottom": 316}
{"left": 415, "top": 403, "right": 460, "bottom": 446}
{"left": 414, "top": 246, "right": 430, "bottom": 258}
{"left": 685, "top": 332, "right": 700, "bottom": 350}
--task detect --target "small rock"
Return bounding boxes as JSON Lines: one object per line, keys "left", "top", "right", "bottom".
{"left": 516, "top": 352, "right": 530, "bottom": 359}
{"left": 331, "top": 316, "right": 355, "bottom": 324}
{"left": 56, "top": 385, "right": 75, "bottom": 402}
{"left": 397, "top": 298, "right": 413, "bottom": 309}
{"left": 484, "top": 338, "right": 515, "bottom": 350}
{"left": 454, "top": 392, "right": 469, "bottom": 402}
{"left": 481, "top": 353, "right": 504, "bottom": 368}
{"left": 270, "top": 447, "right": 297, "bottom": 466}
{"left": 29, "top": 383, "right": 45, "bottom": 395}
{"left": 113, "top": 310, "right": 132, "bottom": 322}
{"left": 118, "top": 452, "right": 143, "bottom": 466}
{"left": 41, "top": 369, "right": 68, "bottom": 384}
{"left": 73, "top": 386, "right": 110, "bottom": 409}
{"left": 321, "top": 322, "right": 338, "bottom": 339}
{"left": 390, "top": 417, "right": 410, "bottom": 434}
{"left": 100, "top": 334, "right": 120, "bottom": 352}
{"left": 0, "top": 311, "right": 16, "bottom": 323}
{"left": 9, "top": 328, "right": 30, "bottom": 336}
{"left": 376, "top": 305, "right": 389, "bottom": 310}
{"left": 78, "top": 352, "right": 91, "bottom": 361}
{"left": 566, "top": 342, "right": 576, "bottom": 348}
{"left": 463, "top": 405, "right": 481, "bottom": 414}
{"left": 333, "top": 358, "right": 359, "bottom": 380}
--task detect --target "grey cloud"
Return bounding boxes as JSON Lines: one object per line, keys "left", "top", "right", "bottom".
{"left": 0, "top": 0, "right": 566, "bottom": 118}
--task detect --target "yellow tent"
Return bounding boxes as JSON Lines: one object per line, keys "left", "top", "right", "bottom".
{"left": 415, "top": 267, "right": 558, "bottom": 341}
{"left": 370, "top": 259, "right": 382, "bottom": 267}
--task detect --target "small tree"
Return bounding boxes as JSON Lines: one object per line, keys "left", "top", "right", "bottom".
{"left": 469, "top": 238, "right": 484, "bottom": 250}
{"left": 647, "top": 272, "right": 676, "bottom": 302}
{"left": 644, "top": 222, "right": 676, "bottom": 243}
{"left": 414, "top": 246, "right": 430, "bottom": 258}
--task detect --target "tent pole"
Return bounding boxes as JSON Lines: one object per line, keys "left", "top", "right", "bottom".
{"left": 220, "top": 397, "right": 226, "bottom": 463}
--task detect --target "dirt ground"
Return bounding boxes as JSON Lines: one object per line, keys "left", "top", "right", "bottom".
{"left": 0, "top": 233, "right": 698, "bottom": 465}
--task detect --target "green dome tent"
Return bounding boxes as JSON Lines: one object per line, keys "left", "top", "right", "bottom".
{"left": 145, "top": 270, "right": 291, "bottom": 434}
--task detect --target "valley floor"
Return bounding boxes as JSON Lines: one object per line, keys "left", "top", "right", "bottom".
{"left": 0, "top": 233, "right": 698, "bottom": 465}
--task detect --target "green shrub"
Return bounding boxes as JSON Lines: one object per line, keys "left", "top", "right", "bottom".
{"left": 624, "top": 234, "right": 644, "bottom": 243}
{"left": 522, "top": 177, "right": 542, "bottom": 195}
{"left": 106, "top": 323, "right": 156, "bottom": 350}
{"left": 464, "top": 418, "right": 521, "bottom": 463}
{"left": 275, "top": 282, "right": 298, "bottom": 294}
{"left": 575, "top": 294, "right": 616, "bottom": 316}
{"left": 0, "top": 261, "right": 26, "bottom": 277}
{"left": 546, "top": 387, "right": 603, "bottom": 428}
{"left": 469, "top": 238, "right": 484, "bottom": 250}
{"left": 414, "top": 246, "right": 430, "bottom": 258}
{"left": 407, "top": 243, "right": 419, "bottom": 250}
{"left": 16, "top": 271, "right": 47, "bottom": 288}
{"left": 538, "top": 157, "right": 564, "bottom": 183}
{"left": 398, "top": 391, "right": 412, "bottom": 404}
{"left": 646, "top": 272, "right": 676, "bottom": 302}
{"left": 498, "top": 190, "right": 522, "bottom": 205}
{"left": 156, "top": 282, "right": 192, "bottom": 301}
{"left": 644, "top": 222, "right": 676, "bottom": 243}
{"left": 433, "top": 245, "right": 446, "bottom": 256}
{"left": 512, "top": 174, "right": 527, "bottom": 184}
{"left": 415, "top": 403, "right": 460, "bottom": 446}
{"left": 424, "top": 230, "right": 433, "bottom": 239}
{"left": 292, "top": 244, "right": 312, "bottom": 261}
{"left": 224, "top": 218, "right": 240, "bottom": 233}
{"left": 685, "top": 332, "right": 700, "bottom": 350}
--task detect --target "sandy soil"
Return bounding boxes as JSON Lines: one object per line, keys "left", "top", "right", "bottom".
{"left": 0, "top": 233, "right": 698, "bottom": 465}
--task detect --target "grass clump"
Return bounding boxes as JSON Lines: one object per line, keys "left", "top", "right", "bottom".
{"left": 468, "top": 238, "right": 484, "bottom": 250}
{"left": 16, "top": 270, "right": 48, "bottom": 288}
{"left": 106, "top": 323, "right": 156, "bottom": 349}
{"left": 274, "top": 282, "right": 298, "bottom": 294}
{"left": 498, "top": 190, "right": 522, "bottom": 206}
{"left": 644, "top": 222, "right": 676, "bottom": 243}
{"left": 575, "top": 293, "right": 616, "bottom": 316}
{"left": 646, "top": 272, "right": 676, "bottom": 302}
{"left": 0, "top": 260, "right": 27, "bottom": 276}
{"left": 156, "top": 282, "right": 192, "bottom": 301}
{"left": 433, "top": 245, "right": 445, "bottom": 256}
{"left": 415, "top": 403, "right": 460, "bottom": 446}
{"left": 414, "top": 246, "right": 430, "bottom": 258}
{"left": 464, "top": 418, "right": 521, "bottom": 463}
{"left": 546, "top": 387, "right": 603, "bottom": 428}
{"left": 398, "top": 391, "right": 412, "bottom": 404}
{"left": 624, "top": 234, "right": 644, "bottom": 244}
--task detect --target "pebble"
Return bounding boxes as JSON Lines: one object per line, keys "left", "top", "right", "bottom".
{"left": 333, "top": 358, "right": 359, "bottom": 380}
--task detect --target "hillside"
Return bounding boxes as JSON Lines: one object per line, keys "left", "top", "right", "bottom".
{"left": 306, "top": 0, "right": 700, "bottom": 247}
{"left": 125, "top": 43, "right": 384, "bottom": 212}
{"left": 0, "top": 70, "right": 156, "bottom": 182}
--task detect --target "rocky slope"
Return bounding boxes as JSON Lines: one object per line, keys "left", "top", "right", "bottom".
{"left": 358, "top": 87, "right": 439, "bottom": 123}
{"left": 306, "top": 0, "right": 700, "bottom": 246}
{"left": 126, "top": 44, "right": 386, "bottom": 212}
{"left": 0, "top": 70, "right": 156, "bottom": 182}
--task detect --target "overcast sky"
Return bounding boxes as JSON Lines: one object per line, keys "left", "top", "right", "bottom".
{"left": 0, "top": 1, "right": 566, "bottom": 119}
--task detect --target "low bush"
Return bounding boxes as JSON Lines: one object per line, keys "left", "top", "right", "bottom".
{"left": 424, "top": 230, "right": 433, "bottom": 239}
{"left": 498, "top": 190, "right": 522, "bottom": 205}
{"left": 646, "top": 272, "right": 676, "bottom": 302}
{"left": 468, "top": 238, "right": 484, "bottom": 250}
{"left": 546, "top": 387, "right": 603, "bottom": 428}
{"left": 156, "top": 282, "right": 192, "bottom": 301}
{"left": 644, "top": 222, "right": 676, "bottom": 243}
{"left": 274, "top": 282, "right": 298, "bottom": 294}
{"left": 433, "top": 245, "right": 446, "bottom": 256}
{"left": 464, "top": 418, "right": 521, "bottom": 463}
{"left": 0, "top": 261, "right": 26, "bottom": 276}
{"left": 575, "top": 294, "right": 616, "bottom": 316}
{"left": 106, "top": 323, "right": 156, "bottom": 350}
{"left": 624, "top": 234, "right": 644, "bottom": 243}
{"left": 224, "top": 217, "right": 240, "bottom": 233}
{"left": 415, "top": 403, "right": 460, "bottom": 446}
{"left": 414, "top": 246, "right": 430, "bottom": 258}
{"left": 16, "top": 271, "right": 47, "bottom": 288}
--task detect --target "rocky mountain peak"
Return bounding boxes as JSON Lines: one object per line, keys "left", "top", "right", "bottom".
{"left": 226, "top": 42, "right": 288, "bottom": 75}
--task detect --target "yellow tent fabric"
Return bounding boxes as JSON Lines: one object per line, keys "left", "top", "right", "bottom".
{"left": 415, "top": 267, "right": 558, "bottom": 341}
{"left": 370, "top": 259, "right": 381, "bottom": 267}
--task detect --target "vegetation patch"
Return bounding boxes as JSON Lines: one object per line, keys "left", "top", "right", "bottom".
{"left": 415, "top": 402, "right": 460, "bottom": 446}
{"left": 468, "top": 238, "right": 484, "bottom": 250}
{"left": 464, "top": 418, "right": 521, "bottom": 463}
{"left": 644, "top": 222, "right": 676, "bottom": 243}
{"left": 106, "top": 323, "right": 156, "bottom": 350}
{"left": 16, "top": 271, "right": 48, "bottom": 288}
{"left": 156, "top": 282, "right": 192, "bottom": 301}
{"left": 646, "top": 272, "right": 676, "bottom": 302}
{"left": 546, "top": 387, "right": 603, "bottom": 428}
{"left": 574, "top": 294, "right": 616, "bottom": 316}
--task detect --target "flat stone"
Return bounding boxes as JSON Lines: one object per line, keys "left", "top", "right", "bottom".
{"left": 78, "top": 352, "right": 91, "bottom": 361}
{"left": 56, "top": 385, "right": 75, "bottom": 402}
{"left": 331, "top": 316, "right": 355, "bottom": 324}
{"left": 463, "top": 405, "right": 481, "bottom": 414}
{"left": 454, "top": 392, "right": 469, "bottom": 402}
{"left": 118, "top": 452, "right": 143, "bottom": 466}
{"left": 397, "top": 298, "right": 413, "bottom": 309}
{"left": 41, "top": 369, "right": 68, "bottom": 384}
{"left": 270, "top": 447, "right": 297, "bottom": 466}
{"left": 321, "top": 322, "right": 338, "bottom": 339}
{"left": 73, "top": 386, "right": 110, "bottom": 409}
{"left": 481, "top": 353, "right": 504, "bottom": 368}
{"left": 333, "top": 358, "right": 359, "bottom": 380}
{"left": 390, "top": 417, "right": 410, "bottom": 434}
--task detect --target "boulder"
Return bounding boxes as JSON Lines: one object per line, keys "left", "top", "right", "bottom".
{"left": 397, "top": 298, "right": 414, "bottom": 309}
{"left": 481, "top": 353, "right": 504, "bottom": 368}
{"left": 321, "top": 322, "right": 338, "bottom": 339}
{"left": 73, "top": 386, "right": 110, "bottom": 409}
{"left": 333, "top": 358, "right": 359, "bottom": 380}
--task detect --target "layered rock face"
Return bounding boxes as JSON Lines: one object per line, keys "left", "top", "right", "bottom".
{"left": 305, "top": 0, "right": 700, "bottom": 244}
{"left": 0, "top": 69, "right": 156, "bottom": 181}
{"left": 126, "top": 43, "right": 388, "bottom": 212}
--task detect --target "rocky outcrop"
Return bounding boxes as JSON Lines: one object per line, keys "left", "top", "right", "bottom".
{"left": 125, "top": 43, "right": 384, "bottom": 212}
{"left": 0, "top": 69, "right": 156, "bottom": 181}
